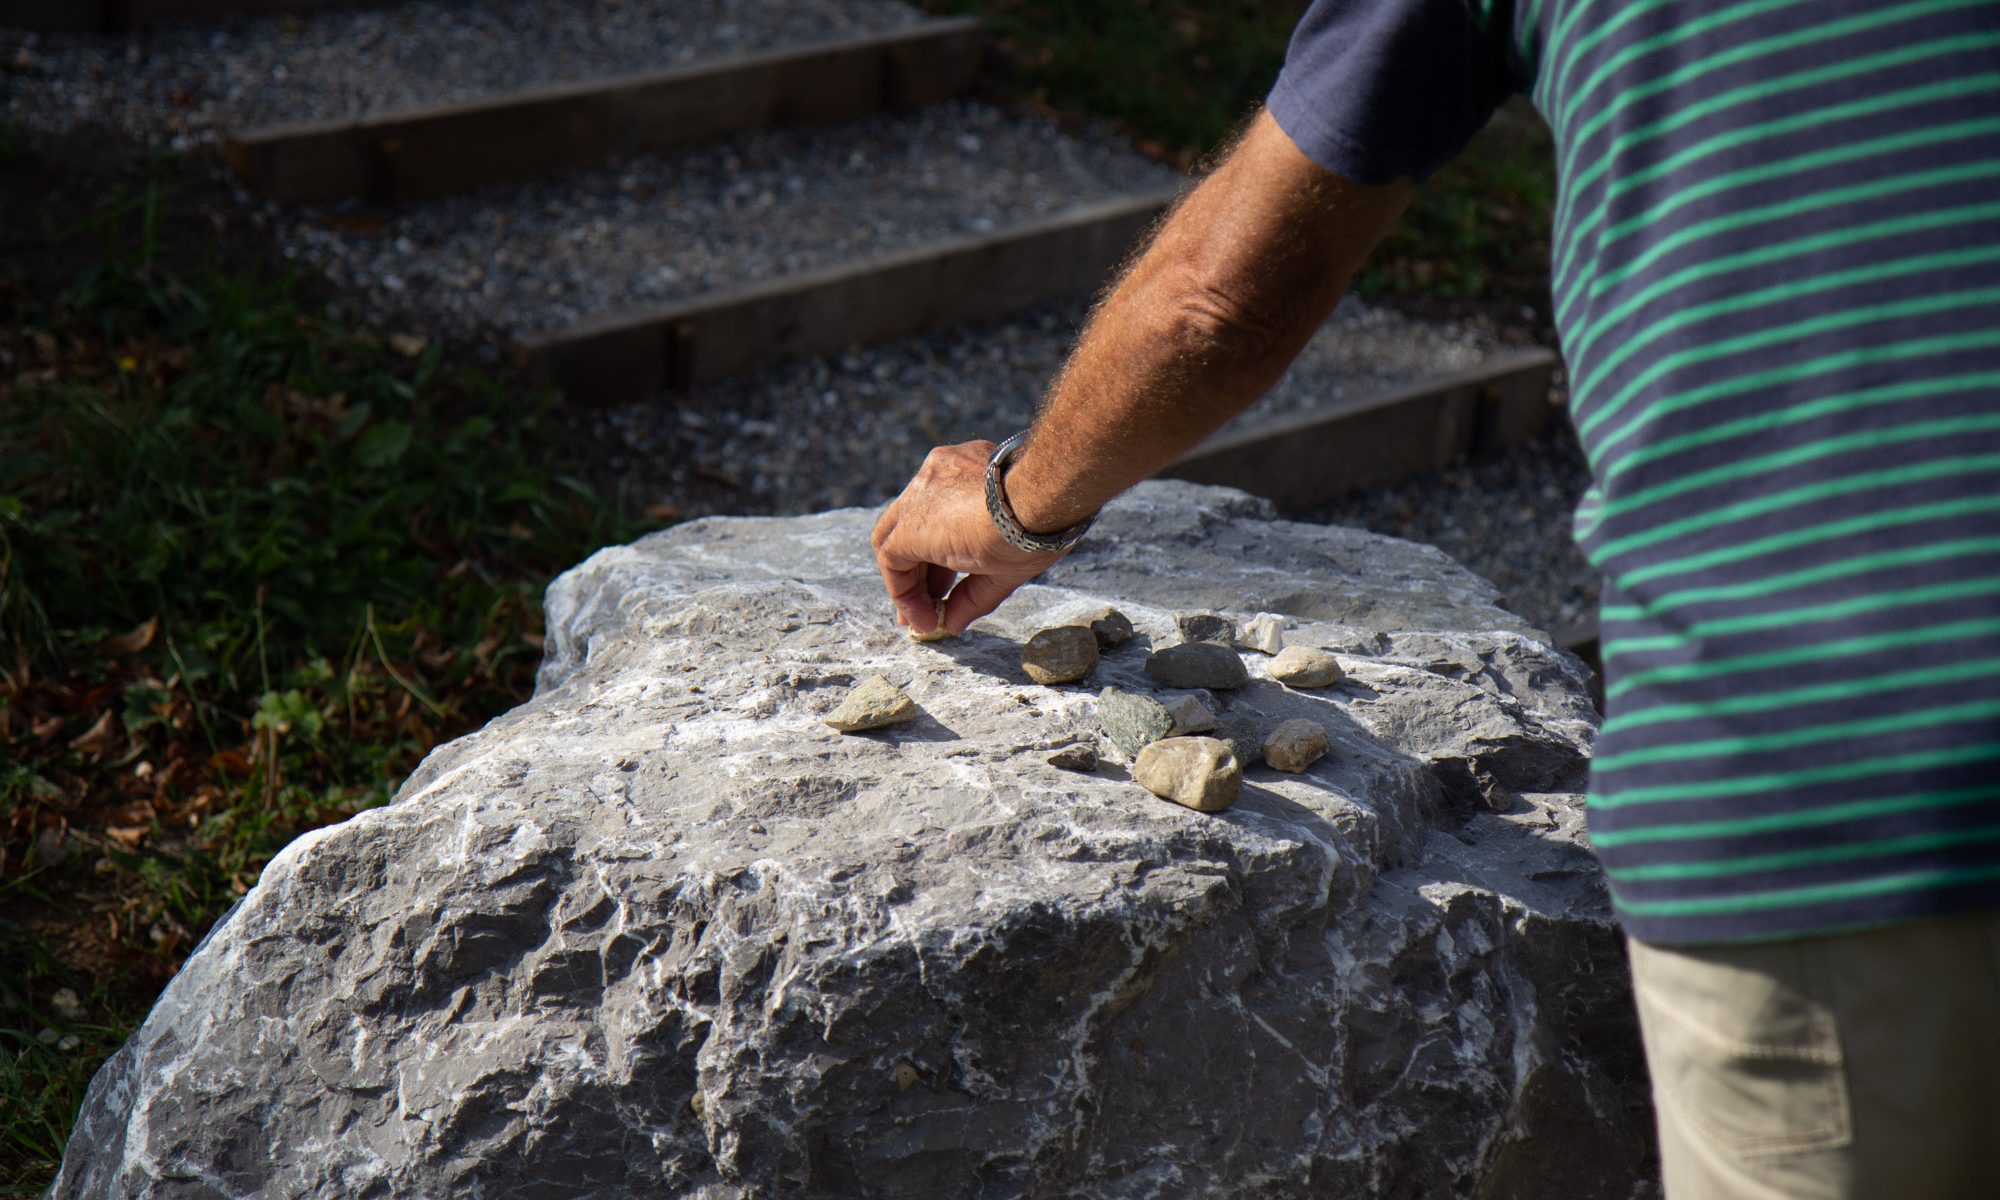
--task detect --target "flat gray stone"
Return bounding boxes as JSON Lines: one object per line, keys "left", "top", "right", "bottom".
{"left": 1047, "top": 743, "right": 1099, "bottom": 773}
{"left": 1174, "top": 611, "right": 1236, "bottom": 645}
{"left": 1097, "top": 686, "right": 1173, "bottom": 759}
{"left": 1082, "top": 606, "right": 1134, "bottom": 648}
{"left": 1144, "top": 641, "right": 1250, "bottom": 690}
{"left": 824, "top": 674, "right": 917, "bottom": 732}
{"left": 52, "top": 482, "right": 1640, "bottom": 1200}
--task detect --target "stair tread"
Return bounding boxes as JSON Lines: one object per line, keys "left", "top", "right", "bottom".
{"left": 290, "top": 101, "right": 1181, "bottom": 343}
{"left": 583, "top": 297, "right": 1523, "bottom": 514}
{"left": 3, "top": 0, "right": 933, "bottom": 145}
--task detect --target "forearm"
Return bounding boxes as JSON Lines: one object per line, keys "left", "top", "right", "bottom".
{"left": 1004, "top": 111, "right": 1413, "bottom": 532}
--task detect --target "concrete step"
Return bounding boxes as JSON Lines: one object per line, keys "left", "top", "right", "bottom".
{"left": 224, "top": 18, "right": 985, "bottom": 204}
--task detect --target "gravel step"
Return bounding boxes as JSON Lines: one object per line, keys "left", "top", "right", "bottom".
{"left": 272, "top": 100, "right": 1182, "bottom": 370}
{"left": 577, "top": 294, "right": 1529, "bottom": 515}
{"left": 223, "top": 18, "right": 985, "bottom": 204}
{"left": 3, "top": 0, "right": 931, "bottom": 144}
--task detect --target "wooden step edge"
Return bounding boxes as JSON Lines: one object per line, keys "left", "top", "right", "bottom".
{"left": 512, "top": 187, "right": 1183, "bottom": 404}
{"left": 1160, "top": 346, "right": 1561, "bottom": 507}
{"left": 220, "top": 18, "right": 987, "bottom": 206}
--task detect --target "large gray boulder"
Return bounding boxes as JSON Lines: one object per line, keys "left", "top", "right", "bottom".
{"left": 53, "top": 482, "right": 1653, "bottom": 1199}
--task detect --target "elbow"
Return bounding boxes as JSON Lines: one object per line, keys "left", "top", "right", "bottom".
{"left": 1158, "top": 277, "right": 1297, "bottom": 373}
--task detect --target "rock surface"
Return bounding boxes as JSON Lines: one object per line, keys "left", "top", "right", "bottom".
{"left": 1020, "top": 625, "right": 1099, "bottom": 685}
{"left": 823, "top": 674, "right": 918, "bottom": 732}
{"left": 1143, "top": 641, "right": 1250, "bottom": 690}
{"left": 1264, "top": 718, "right": 1332, "bottom": 774}
{"left": 1268, "top": 645, "right": 1346, "bottom": 688}
{"left": 54, "top": 482, "right": 1648, "bottom": 1200}
{"left": 1133, "top": 736, "right": 1242, "bottom": 812}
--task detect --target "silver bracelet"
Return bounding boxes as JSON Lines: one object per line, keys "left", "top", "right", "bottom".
{"left": 984, "top": 431, "right": 1095, "bottom": 554}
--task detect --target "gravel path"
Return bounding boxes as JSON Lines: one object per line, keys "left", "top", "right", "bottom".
{"left": 283, "top": 101, "right": 1182, "bottom": 342}
{"left": 2, "top": 0, "right": 928, "bottom": 145}
{"left": 580, "top": 295, "right": 1591, "bottom": 637}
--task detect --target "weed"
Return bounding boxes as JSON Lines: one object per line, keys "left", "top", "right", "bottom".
{"left": 0, "top": 168, "right": 652, "bottom": 1193}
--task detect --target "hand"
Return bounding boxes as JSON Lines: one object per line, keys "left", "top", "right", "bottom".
{"left": 871, "top": 441, "right": 1068, "bottom": 637}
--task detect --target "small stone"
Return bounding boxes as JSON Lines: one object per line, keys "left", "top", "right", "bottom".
{"left": 1236, "top": 613, "right": 1286, "bottom": 655}
{"left": 49, "top": 988, "right": 82, "bottom": 1021}
{"left": 909, "top": 598, "right": 952, "bottom": 642}
{"left": 894, "top": 1063, "right": 920, "bottom": 1090}
{"left": 1021, "top": 625, "right": 1099, "bottom": 685}
{"left": 824, "top": 676, "right": 918, "bottom": 732}
{"left": 1164, "top": 695, "right": 1217, "bottom": 735}
{"left": 1263, "top": 720, "right": 1330, "bottom": 773}
{"left": 1082, "top": 606, "right": 1133, "bottom": 648}
{"left": 1098, "top": 687, "right": 1174, "bottom": 759}
{"left": 1047, "top": 743, "right": 1098, "bottom": 772}
{"left": 1174, "top": 611, "right": 1236, "bottom": 645}
{"left": 1144, "top": 642, "right": 1250, "bottom": 690}
{"left": 1133, "top": 737, "right": 1242, "bottom": 812}
{"left": 1268, "top": 646, "right": 1345, "bottom": 688}
{"left": 1215, "top": 713, "right": 1265, "bottom": 768}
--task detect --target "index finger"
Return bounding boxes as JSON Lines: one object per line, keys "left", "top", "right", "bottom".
{"left": 872, "top": 510, "right": 939, "bottom": 629}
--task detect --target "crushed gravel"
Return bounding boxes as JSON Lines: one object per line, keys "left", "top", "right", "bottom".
{"left": 2, "top": 0, "right": 929, "bottom": 145}
{"left": 283, "top": 101, "right": 1183, "bottom": 343}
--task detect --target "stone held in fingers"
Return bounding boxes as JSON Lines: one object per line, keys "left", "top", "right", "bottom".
{"left": 1237, "top": 613, "right": 1286, "bottom": 655}
{"left": 1269, "top": 645, "right": 1345, "bottom": 688}
{"left": 1175, "top": 611, "right": 1236, "bottom": 645}
{"left": 1022, "top": 625, "right": 1099, "bottom": 685}
{"left": 1047, "top": 743, "right": 1098, "bottom": 772}
{"left": 1134, "top": 737, "right": 1242, "bottom": 812}
{"left": 1164, "top": 694, "right": 1217, "bottom": 736}
{"left": 1098, "top": 687, "right": 1174, "bottom": 759}
{"left": 909, "top": 598, "right": 952, "bottom": 642}
{"left": 1082, "top": 606, "right": 1133, "bottom": 648}
{"left": 824, "top": 676, "right": 918, "bottom": 733}
{"left": 1264, "top": 720, "right": 1330, "bottom": 774}
{"left": 1144, "top": 641, "right": 1250, "bottom": 690}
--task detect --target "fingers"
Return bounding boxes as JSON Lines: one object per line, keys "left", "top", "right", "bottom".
{"left": 940, "top": 572, "right": 1022, "bottom": 636}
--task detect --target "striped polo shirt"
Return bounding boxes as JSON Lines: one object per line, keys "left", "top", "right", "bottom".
{"left": 1269, "top": 0, "right": 2000, "bottom": 943}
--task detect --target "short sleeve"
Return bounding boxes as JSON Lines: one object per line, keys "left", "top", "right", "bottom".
{"left": 1266, "top": 0, "right": 1524, "bottom": 185}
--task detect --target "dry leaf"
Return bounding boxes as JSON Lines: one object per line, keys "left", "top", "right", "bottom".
{"left": 98, "top": 615, "right": 160, "bottom": 657}
{"left": 105, "top": 825, "right": 148, "bottom": 849}
{"left": 68, "top": 710, "right": 121, "bottom": 756}
{"left": 388, "top": 333, "right": 429, "bottom": 358}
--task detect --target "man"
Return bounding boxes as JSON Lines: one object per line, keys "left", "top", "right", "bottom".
{"left": 872, "top": 0, "right": 2000, "bottom": 1195}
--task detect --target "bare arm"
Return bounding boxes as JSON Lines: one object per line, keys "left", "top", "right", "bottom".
{"left": 871, "top": 109, "right": 1413, "bottom": 635}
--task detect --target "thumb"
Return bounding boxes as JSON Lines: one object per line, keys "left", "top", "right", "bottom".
{"left": 940, "top": 573, "right": 1024, "bottom": 636}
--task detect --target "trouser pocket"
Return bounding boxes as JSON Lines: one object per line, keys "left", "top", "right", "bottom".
{"left": 1628, "top": 935, "right": 1852, "bottom": 1158}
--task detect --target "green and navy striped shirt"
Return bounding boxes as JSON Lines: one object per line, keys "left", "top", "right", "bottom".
{"left": 1269, "top": 0, "right": 2000, "bottom": 943}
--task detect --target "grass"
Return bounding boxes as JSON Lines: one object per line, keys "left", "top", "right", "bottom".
{"left": 0, "top": 167, "right": 653, "bottom": 1193}
{"left": 917, "top": 0, "right": 1557, "bottom": 313}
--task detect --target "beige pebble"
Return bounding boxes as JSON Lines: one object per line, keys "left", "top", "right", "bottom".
{"left": 1134, "top": 736, "right": 1242, "bottom": 812}
{"left": 1164, "top": 694, "right": 1218, "bottom": 735}
{"left": 909, "top": 598, "right": 952, "bottom": 642}
{"left": 1268, "top": 645, "right": 1345, "bottom": 688}
{"left": 1022, "top": 625, "right": 1099, "bottom": 685}
{"left": 1263, "top": 719, "right": 1330, "bottom": 773}
{"left": 824, "top": 676, "right": 917, "bottom": 732}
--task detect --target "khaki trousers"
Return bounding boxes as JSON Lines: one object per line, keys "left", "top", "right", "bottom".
{"left": 1627, "top": 910, "right": 2000, "bottom": 1200}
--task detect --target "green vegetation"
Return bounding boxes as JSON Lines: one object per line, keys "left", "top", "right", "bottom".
{"left": 0, "top": 170, "right": 651, "bottom": 1193}
{"left": 917, "top": 0, "right": 1557, "bottom": 311}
